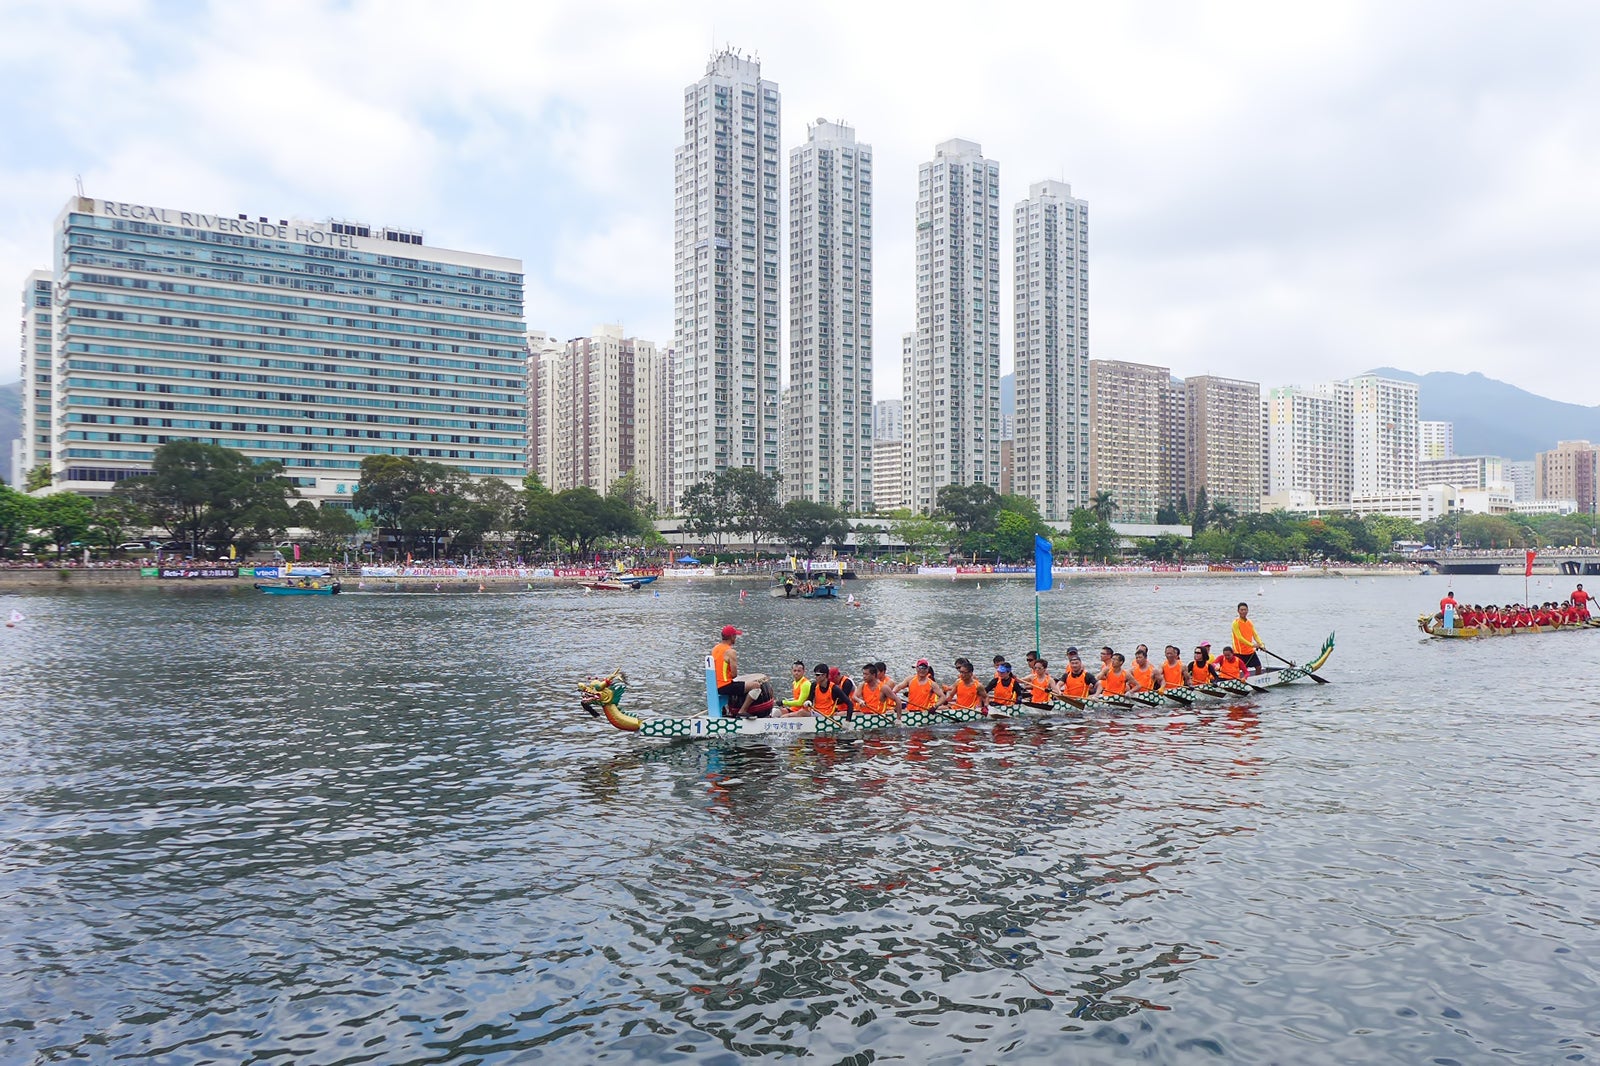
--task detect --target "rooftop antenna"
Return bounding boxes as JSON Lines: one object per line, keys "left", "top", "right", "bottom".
{"left": 75, "top": 174, "right": 85, "bottom": 197}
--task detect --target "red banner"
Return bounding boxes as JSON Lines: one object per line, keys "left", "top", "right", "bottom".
{"left": 1525, "top": 549, "right": 1536, "bottom": 577}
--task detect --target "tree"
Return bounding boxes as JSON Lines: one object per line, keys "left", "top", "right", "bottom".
{"left": 1090, "top": 490, "right": 1119, "bottom": 524}
{"left": 607, "top": 471, "right": 657, "bottom": 524}
{"left": 721, "top": 467, "right": 783, "bottom": 555}
{"left": 1208, "top": 499, "right": 1237, "bottom": 532}
{"left": 117, "top": 441, "right": 297, "bottom": 552}
{"left": 936, "top": 483, "right": 1001, "bottom": 539}
{"left": 89, "top": 494, "right": 148, "bottom": 551}
{"left": 1190, "top": 487, "right": 1210, "bottom": 534}
{"left": 1066, "top": 508, "right": 1119, "bottom": 561}
{"left": 886, "top": 508, "right": 954, "bottom": 561}
{"left": 681, "top": 477, "right": 731, "bottom": 551}
{"left": 24, "top": 464, "right": 53, "bottom": 492}
{"left": 0, "top": 485, "right": 40, "bottom": 555}
{"left": 34, "top": 492, "right": 94, "bottom": 558}
{"left": 1155, "top": 501, "right": 1185, "bottom": 526}
{"left": 778, "top": 499, "right": 849, "bottom": 558}
{"left": 992, "top": 510, "right": 1041, "bottom": 563}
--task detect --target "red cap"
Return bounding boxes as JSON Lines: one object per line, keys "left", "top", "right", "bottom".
{"left": 916, "top": 658, "right": 930, "bottom": 667}
{"left": 829, "top": 667, "right": 842, "bottom": 683}
{"left": 721, "top": 625, "right": 742, "bottom": 639}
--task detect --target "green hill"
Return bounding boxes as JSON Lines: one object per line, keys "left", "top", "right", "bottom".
{"left": 1367, "top": 368, "right": 1600, "bottom": 460}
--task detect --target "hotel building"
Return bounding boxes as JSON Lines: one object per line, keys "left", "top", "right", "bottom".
{"left": 905, "top": 139, "right": 1002, "bottom": 513}
{"left": 672, "top": 50, "right": 782, "bottom": 507}
{"left": 48, "top": 196, "right": 525, "bottom": 501}
{"left": 784, "top": 119, "right": 872, "bottom": 510}
{"left": 1013, "top": 179, "right": 1089, "bottom": 520}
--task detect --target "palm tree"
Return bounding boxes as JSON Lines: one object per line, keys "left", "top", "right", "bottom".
{"left": 1090, "top": 490, "right": 1119, "bottom": 524}
{"left": 1209, "top": 500, "right": 1237, "bottom": 531}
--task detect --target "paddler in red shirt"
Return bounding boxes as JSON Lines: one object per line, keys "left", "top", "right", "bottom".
{"left": 1573, "top": 584, "right": 1591, "bottom": 621}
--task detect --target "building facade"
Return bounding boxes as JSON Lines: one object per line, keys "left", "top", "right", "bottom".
{"left": 1087, "top": 359, "right": 1173, "bottom": 523}
{"left": 1505, "top": 459, "right": 1535, "bottom": 501}
{"left": 871, "top": 437, "right": 905, "bottom": 511}
{"left": 1418, "top": 454, "right": 1504, "bottom": 492}
{"left": 1350, "top": 375, "right": 1419, "bottom": 498}
{"left": 904, "top": 139, "right": 1001, "bottom": 513}
{"left": 1418, "top": 419, "right": 1454, "bottom": 461}
{"left": 1266, "top": 382, "right": 1353, "bottom": 507}
{"left": 1012, "top": 179, "right": 1089, "bottom": 520}
{"left": 672, "top": 50, "right": 781, "bottom": 509}
{"left": 18, "top": 270, "right": 52, "bottom": 479}
{"left": 1535, "top": 440, "right": 1599, "bottom": 514}
{"left": 525, "top": 329, "right": 562, "bottom": 485}
{"left": 872, "top": 398, "right": 902, "bottom": 442}
{"left": 49, "top": 196, "right": 525, "bottom": 501}
{"left": 537, "top": 326, "right": 663, "bottom": 502}
{"left": 785, "top": 119, "right": 872, "bottom": 510}
{"left": 1185, "top": 375, "right": 1262, "bottom": 515}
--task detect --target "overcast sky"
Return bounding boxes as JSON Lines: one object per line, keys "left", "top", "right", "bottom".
{"left": 2, "top": 1, "right": 1597, "bottom": 403}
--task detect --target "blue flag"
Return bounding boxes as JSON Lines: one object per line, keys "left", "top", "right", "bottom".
{"left": 1035, "top": 534, "right": 1054, "bottom": 592}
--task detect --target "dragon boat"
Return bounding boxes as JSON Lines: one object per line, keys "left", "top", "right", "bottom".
{"left": 579, "top": 633, "right": 1335, "bottom": 739}
{"left": 1418, "top": 615, "right": 1599, "bottom": 639}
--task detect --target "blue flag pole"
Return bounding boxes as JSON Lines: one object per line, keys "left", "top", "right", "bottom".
{"left": 1034, "top": 534, "right": 1054, "bottom": 655}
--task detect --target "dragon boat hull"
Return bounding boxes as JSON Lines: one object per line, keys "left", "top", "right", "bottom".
{"left": 580, "top": 634, "right": 1335, "bottom": 739}
{"left": 1418, "top": 615, "right": 1598, "bottom": 639}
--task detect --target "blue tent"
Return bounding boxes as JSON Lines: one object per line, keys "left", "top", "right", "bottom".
{"left": 676, "top": 555, "right": 701, "bottom": 565}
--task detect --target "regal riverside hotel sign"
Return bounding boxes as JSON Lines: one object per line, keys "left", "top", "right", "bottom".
{"left": 99, "top": 200, "right": 363, "bottom": 248}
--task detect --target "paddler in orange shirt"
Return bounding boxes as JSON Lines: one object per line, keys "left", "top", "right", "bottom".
{"left": 1188, "top": 645, "right": 1217, "bottom": 686}
{"left": 894, "top": 659, "right": 945, "bottom": 712}
{"left": 985, "top": 659, "right": 1020, "bottom": 708}
{"left": 1059, "top": 650, "right": 1097, "bottom": 700}
{"left": 1024, "top": 658, "right": 1057, "bottom": 706}
{"left": 1130, "top": 646, "right": 1159, "bottom": 692}
{"left": 940, "top": 657, "right": 988, "bottom": 713}
{"left": 1232, "top": 602, "right": 1267, "bottom": 671}
{"left": 1213, "top": 645, "right": 1247, "bottom": 681}
{"left": 1098, "top": 653, "right": 1133, "bottom": 697}
{"left": 1159, "top": 646, "right": 1187, "bottom": 690}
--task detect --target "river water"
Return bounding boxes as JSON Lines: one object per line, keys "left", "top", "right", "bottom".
{"left": 2, "top": 573, "right": 1598, "bottom": 1064}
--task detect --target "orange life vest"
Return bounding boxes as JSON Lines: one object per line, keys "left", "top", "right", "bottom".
{"left": 1232, "top": 618, "right": 1261, "bottom": 655}
{"left": 907, "top": 676, "right": 937, "bottom": 711}
{"left": 1131, "top": 662, "right": 1156, "bottom": 691}
{"left": 1028, "top": 673, "right": 1053, "bottom": 703}
{"left": 859, "top": 680, "right": 887, "bottom": 714}
{"left": 1214, "top": 656, "right": 1244, "bottom": 680}
{"left": 1161, "top": 661, "right": 1186, "bottom": 688}
{"left": 812, "top": 683, "right": 838, "bottom": 717}
{"left": 1099, "top": 670, "right": 1129, "bottom": 695}
{"left": 1062, "top": 670, "right": 1091, "bottom": 698}
{"left": 712, "top": 641, "right": 735, "bottom": 685}
{"left": 1190, "top": 661, "right": 1215, "bottom": 684}
{"left": 990, "top": 674, "right": 1018, "bottom": 705}
{"left": 951, "top": 677, "right": 981, "bottom": 709}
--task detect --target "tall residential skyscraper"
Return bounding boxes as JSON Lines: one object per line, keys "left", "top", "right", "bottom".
{"left": 538, "top": 327, "right": 664, "bottom": 503}
{"left": 1088, "top": 360, "right": 1173, "bottom": 523}
{"left": 653, "top": 347, "right": 677, "bottom": 510}
{"left": 18, "top": 270, "right": 52, "bottom": 479}
{"left": 525, "top": 329, "right": 562, "bottom": 484}
{"left": 905, "top": 139, "right": 1001, "bottom": 513}
{"left": 1186, "top": 375, "right": 1263, "bottom": 515}
{"left": 1267, "top": 382, "right": 1353, "bottom": 506}
{"left": 785, "top": 119, "right": 872, "bottom": 510}
{"left": 1418, "top": 420, "right": 1454, "bottom": 461}
{"left": 49, "top": 197, "right": 525, "bottom": 500}
{"left": 1350, "top": 375, "right": 1419, "bottom": 498}
{"left": 1013, "top": 179, "right": 1089, "bottom": 520}
{"left": 672, "top": 50, "right": 781, "bottom": 509}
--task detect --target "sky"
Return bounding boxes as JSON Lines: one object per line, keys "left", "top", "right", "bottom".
{"left": 2, "top": 0, "right": 1598, "bottom": 403}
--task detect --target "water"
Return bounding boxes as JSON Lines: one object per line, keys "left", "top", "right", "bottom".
{"left": 3, "top": 573, "right": 1599, "bottom": 1063}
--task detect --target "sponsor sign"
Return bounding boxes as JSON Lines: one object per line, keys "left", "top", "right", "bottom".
{"left": 663, "top": 567, "right": 715, "bottom": 577}
{"left": 1263, "top": 563, "right": 1289, "bottom": 573}
{"left": 158, "top": 565, "right": 239, "bottom": 580}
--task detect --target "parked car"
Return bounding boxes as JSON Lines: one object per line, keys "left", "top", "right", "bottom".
{"left": 115, "top": 542, "right": 148, "bottom": 552}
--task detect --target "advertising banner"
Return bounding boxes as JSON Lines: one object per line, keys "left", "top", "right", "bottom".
{"left": 157, "top": 565, "right": 240, "bottom": 580}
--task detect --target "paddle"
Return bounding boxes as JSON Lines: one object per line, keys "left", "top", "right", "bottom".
{"left": 1260, "top": 646, "right": 1329, "bottom": 684}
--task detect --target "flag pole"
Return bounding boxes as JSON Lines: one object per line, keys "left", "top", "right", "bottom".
{"left": 1035, "top": 592, "right": 1041, "bottom": 656}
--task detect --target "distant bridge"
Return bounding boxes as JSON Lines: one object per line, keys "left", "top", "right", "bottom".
{"left": 1412, "top": 551, "right": 1600, "bottom": 576}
